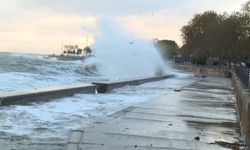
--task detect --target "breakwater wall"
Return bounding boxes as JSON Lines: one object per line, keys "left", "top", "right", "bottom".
{"left": 173, "top": 64, "right": 228, "bottom": 77}
{"left": 0, "top": 75, "right": 173, "bottom": 106}
{"left": 232, "top": 71, "right": 250, "bottom": 145}
{"left": 0, "top": 84, "right": 96, "bottom": 106}
{"left": 93, "top": 75, "right": 174, "bottom": 93}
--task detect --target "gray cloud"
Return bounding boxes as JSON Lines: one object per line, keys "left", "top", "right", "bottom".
{"left": 0, "top": 0, "right": 245, "bottom": 20}
{"left": 1, "top": 0, "right": 182, "bottom": 16}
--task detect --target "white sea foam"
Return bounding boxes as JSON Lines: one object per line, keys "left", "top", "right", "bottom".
{"left": 92, "top": 19, "right": 167, "bottom": 78}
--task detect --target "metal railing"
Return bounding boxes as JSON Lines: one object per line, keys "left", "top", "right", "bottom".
{"left": 235, "top": 66, "right": 250, "bottom": 88}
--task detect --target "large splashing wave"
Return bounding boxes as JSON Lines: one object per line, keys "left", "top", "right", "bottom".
{"left": 92, "top": 19, "right": 167, "bottom": 79}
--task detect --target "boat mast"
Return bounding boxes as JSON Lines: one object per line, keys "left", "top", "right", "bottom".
{"left": 86, "top": 34, "right": 89, "bottom": 47}
{"left": 69, "top": 34, "right": 71, "bottom": 45}
{"left": 61, "top": 38, "right": 64, "bottom": 54}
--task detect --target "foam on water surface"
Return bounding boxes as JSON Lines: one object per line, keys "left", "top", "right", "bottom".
{"left": 0, "top": 52, "right": 102, "bottom": 93}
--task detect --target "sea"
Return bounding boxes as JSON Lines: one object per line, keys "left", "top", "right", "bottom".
{"left": 0, "top": 52, "right": 194, "bottom": 149}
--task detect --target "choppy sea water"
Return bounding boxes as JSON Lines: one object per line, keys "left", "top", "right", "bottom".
{"left": 0, "top": 52, "right": 194, "bottom": 149}
{"left": 0, "top": 52, "right": 101, "bottom": 94}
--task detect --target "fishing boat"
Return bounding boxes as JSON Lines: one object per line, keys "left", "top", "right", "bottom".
{"left": 48, "top": 45, "right": 93, "bottom": 61}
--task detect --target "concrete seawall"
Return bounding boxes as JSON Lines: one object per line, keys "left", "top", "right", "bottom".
{"left": 93, "top": 75, "right": 174, "bottom": 93}
{"left": 232, "top": 71, "right": 250, "bottom": 145}
{"left": 173, "top": 64, "right": 228, "bottom": 77}
{"left": 0, "top": 84, "right": 96, "bottom": 106}
{"left": 0, "top": 75, "right": 173, "bottom": 106}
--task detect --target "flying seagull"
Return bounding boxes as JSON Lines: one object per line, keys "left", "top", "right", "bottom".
{"left": 129, "top": 40, "right": 135, "bottom": 44}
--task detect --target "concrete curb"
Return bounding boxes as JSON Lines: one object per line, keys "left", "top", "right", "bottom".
{"left": 0, "top": 75, "right": 174, "bottom": 106}
{"left": 0, "top": 84, "right": 96, "bottom": 106}
{"left": 173, "top": 64, "right": 228, "bottom": 77}
{"left": 93, "top": 75, "right": 174, "bottom": 93}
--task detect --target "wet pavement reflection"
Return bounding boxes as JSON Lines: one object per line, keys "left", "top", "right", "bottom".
{"left": 66, "top": 76, "right": 246, "bottom": 150}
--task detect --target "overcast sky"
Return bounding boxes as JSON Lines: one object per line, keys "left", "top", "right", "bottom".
{"left": 0, "top": 0, "right": 247, "bottom": 54}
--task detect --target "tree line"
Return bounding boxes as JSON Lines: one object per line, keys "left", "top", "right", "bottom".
{"left": 156, "top": 0, "right": 250, "bottom": 65}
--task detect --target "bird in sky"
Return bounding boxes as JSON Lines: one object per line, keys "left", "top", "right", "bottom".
{"left": 129, "top": 40, "right": 135, "bottom": 44}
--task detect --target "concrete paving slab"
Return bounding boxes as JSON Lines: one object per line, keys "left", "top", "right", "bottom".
{"left": 65, "top": 77, "right": 243, "bottom": 150}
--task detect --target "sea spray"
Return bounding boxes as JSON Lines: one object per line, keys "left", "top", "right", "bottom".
{"left": 92, "top": 19, "right": 167, "bottom": 79}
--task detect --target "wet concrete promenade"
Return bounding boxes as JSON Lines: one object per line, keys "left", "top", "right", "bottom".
{"left": 65, "top": 76, "right": 242, "bottom": 150}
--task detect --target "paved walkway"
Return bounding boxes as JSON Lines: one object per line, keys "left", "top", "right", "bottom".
{"left": 65, "top": 77, "right": 242, "bottom": 150}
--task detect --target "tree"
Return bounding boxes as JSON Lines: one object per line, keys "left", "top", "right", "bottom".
{"left": 242, "top": 0, "right": 250, "bottom": 13}
{"left": 181, "top": 3, "right": 250, "bottom": 64}
{"left": 181, "top": 11, "right": 224, "bottom": 60}
{"left": 155, "top": 40, "right": 179, "bottom": 60}
{"left": 221, "top": 12, "right": 250, "bottom": 61}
